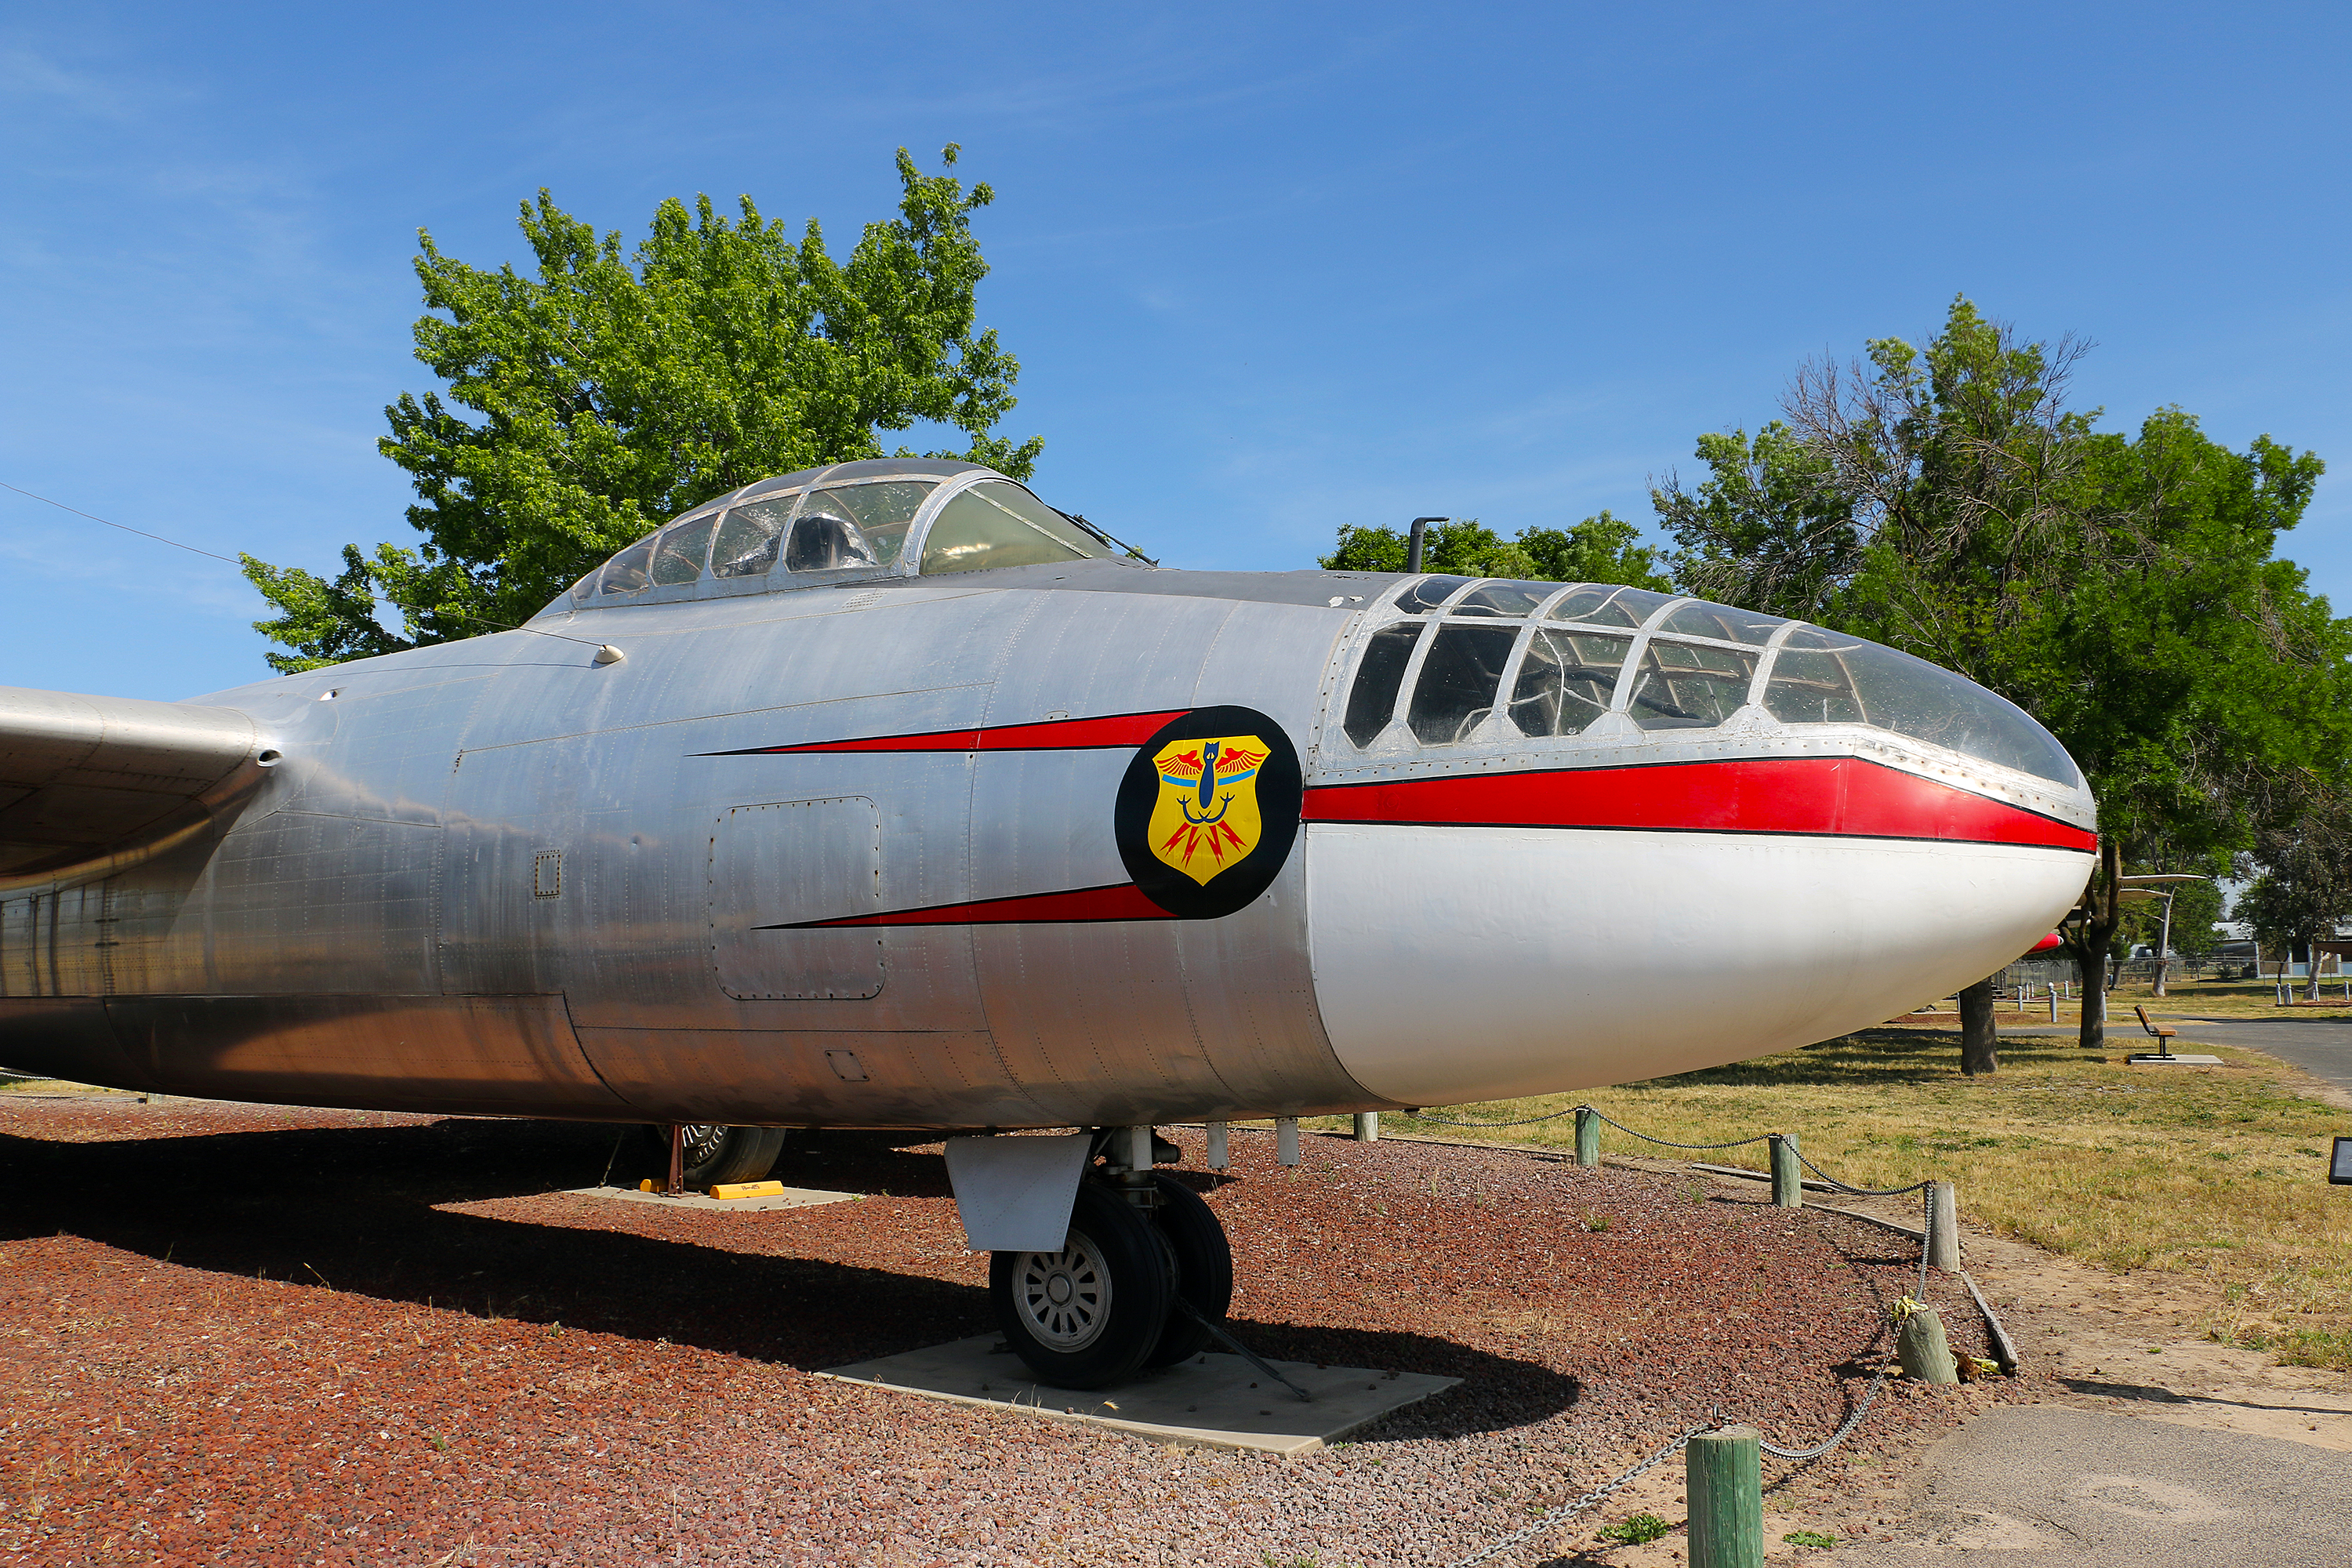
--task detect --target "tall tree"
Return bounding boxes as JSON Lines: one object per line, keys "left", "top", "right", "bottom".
{"left": 1655, "top": 296, "right": 2350, "bottom": 1051}
{"left": 1319, "top": 512, "right": 1671, "bottom": 588}
{"left": 2236, "top": 789, "right": 2352, "bottom": 1000}
{"left": 242, "top": 146, "right": 1040, "bottom": 673}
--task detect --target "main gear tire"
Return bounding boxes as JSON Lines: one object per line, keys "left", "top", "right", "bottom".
{"left": 640, "top": 1124, "right": 788, "bottom": 1188}
{"left": 1144, "top": 1174, "right": 1234, "bottom": 1367}
{"left": 992, "top": 1181, "right": 1174, "bottom": 1389}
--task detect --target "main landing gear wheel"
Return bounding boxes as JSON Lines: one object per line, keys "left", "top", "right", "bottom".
{"left": 1144, "top": 1173, "right": 1233, "bottom": 1368}
{"left": 992, "top": 1182, "right": 1174, "bottom": 1389}
{"left": 640, "top": 1124, "right": 787, "bottom": 1188}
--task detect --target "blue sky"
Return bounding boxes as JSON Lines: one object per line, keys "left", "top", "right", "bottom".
{"left": 5, "top": 2, "right": 2350, "bottom": 700}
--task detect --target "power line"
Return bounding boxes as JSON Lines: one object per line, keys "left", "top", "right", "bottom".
{"left": 2, "top": 477, "right": 621, "bottom": 655}
{"left": 1, "top": 479, "right": 249, "bottom": 567}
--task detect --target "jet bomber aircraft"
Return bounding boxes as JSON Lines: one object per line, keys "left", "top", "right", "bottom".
{"left": 0, "top": 459, "right": 2093, "bottom": 1388}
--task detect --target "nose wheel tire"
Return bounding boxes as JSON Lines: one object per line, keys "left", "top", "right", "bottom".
{"left": 992, "top": 1182, "right": 1174, "bottom": 1388}
{"left": 1145, "top": 1174, "right": 1233, "bottom": 1368}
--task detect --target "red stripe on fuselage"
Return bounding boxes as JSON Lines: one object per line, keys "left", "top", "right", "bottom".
{"left": 706, "top": 709, "right": 1189, "bottom": 757}
{"left": 767, "top": 882, "right": 1172, "bottom": 930}
{"left": 1302, "top": 757, "right": 2094, "bottom": 851}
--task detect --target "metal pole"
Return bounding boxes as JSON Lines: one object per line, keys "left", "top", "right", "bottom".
{"left": 1404, "top": 516, "right": 1446, "bottom": 573}
{"left": 1352, "top": 1112, "right": 1378, "bottom": 1142}
{"left": 1686, "top": 1426, "right": 1763, "bottom": 1568}
{"left": 1206, "top": 1120, "right": 1229, "bottom": 1171}
{"left": 1275, "top": 1116, "right": 1300, "bottom": 1166}
{"left": 666, "top": 1123, "right": 684, "bottom": 1195}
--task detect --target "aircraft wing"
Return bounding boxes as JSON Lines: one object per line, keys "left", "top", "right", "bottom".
{"left": 0, "top": 684, "right": 262, "bottom": 882}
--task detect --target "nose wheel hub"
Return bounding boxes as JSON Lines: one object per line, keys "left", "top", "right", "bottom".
{"left": 1011, "top": 1236, "right": 1111, "bottom": 1350}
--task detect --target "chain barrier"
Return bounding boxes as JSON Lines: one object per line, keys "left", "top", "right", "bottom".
{"left": 1758, "top": 1188, "right": 1935, "bottom": 1461}
{"left": 1443, "top": 1424, "right": 1708, "bottom": 1568}
{"left": 1430, "top": 1116, "right": 1947, "bottom": 1560}
{"left": 1790, "top": 1147, "right": 1933, "bottom": 1199}
{"left": 1392, "top": 1106, "right": 1583, "bottom": 1129}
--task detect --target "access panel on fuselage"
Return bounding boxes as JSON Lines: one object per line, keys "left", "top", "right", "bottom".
{"left": 709, "top": 797, "right": 883, "bottom": 1000}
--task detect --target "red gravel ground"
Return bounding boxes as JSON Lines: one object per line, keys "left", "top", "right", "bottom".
{"left": 0, "top": 1096, "right": 2033, "bottom": 1566}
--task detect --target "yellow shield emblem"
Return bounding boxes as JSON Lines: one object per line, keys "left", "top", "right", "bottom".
{"left": 1145, "top": 735, "right": 1268, "bottom": 886}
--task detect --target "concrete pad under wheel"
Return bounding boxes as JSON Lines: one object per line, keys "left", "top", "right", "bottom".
{"left": 819, "top": 1333, "right": 1461, "bottom": 1456}
{"left": 559, "top": 1184, "right": 858, "bottom": 1213}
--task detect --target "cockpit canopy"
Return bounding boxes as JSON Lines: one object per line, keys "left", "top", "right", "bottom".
{"left": 543, "top": 459, "right": 1131, "bottom": 615}
{"left": 1342, "top": 576, "right": 2082, "bottom": 787}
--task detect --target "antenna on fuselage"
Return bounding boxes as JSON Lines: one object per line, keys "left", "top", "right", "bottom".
{"left": 1406, "top": 517, "right": 1449, "bottom": 573}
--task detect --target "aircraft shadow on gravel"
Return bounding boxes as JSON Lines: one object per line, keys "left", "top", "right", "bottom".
{"left": 0, "top": 1116, "right": 1584, "bottom": 1441}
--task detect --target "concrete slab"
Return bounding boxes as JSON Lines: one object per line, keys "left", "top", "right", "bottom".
{"left": 559, "top": 1183, "right": 858, "bottom": 1214}
{"left": 1843, "top": 1404, "right": 2352, "bottom": 1567}
{"left": 819, "top": 1333, "right": 1460, "bottom": 1456}
{"left": 2129, "top": 1053, "right": 2226, "bottom": 1065}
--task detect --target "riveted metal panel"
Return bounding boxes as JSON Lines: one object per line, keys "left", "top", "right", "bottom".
{"left": 710, "top": 797, "right": 884, "bottom": 1000}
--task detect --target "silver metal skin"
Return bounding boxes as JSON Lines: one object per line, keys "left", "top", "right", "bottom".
{"left": 0, "top": 459, "right": 2096, "bottom": 1134}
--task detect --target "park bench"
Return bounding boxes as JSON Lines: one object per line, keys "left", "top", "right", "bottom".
{"left": 2133, "top": 1004, "right": 2176, "bottom": 1058}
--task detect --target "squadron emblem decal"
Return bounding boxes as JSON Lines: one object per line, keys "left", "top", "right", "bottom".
{"left": 1116, "top": 706, "right": 1302, "bottom": 920}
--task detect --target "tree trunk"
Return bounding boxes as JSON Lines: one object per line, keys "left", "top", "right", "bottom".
{"left": 2068, "top": 838, "right": 2122, "bottom": 1051}
{"left": 1958, "top": 976, "right": 1998, "bottom": 1076}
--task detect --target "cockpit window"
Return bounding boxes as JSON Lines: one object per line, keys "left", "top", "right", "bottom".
{"left": 920, "top": 481, "right": 1113, "bottom": 575}
{"left": 1658, "top": 601, "right": 1785, "bottom": 645}
{"left": 1343, "top": 623, "right": 1421, "bottom": 746}
{"left": 712, "top": 499, "right": 789, "bottom": 579}
{"left": 1408, "top": 624, "right": 1519, "bottom": 744}
{"left": 1769, "top": 630, "right": 2080, "bottom": 784}
{"left": 1508, "top": 628, "right": 1631, "bottom": 736}
{"left": 1624, "top": 641, "right": 1759, "bottom": 729}
{"left": 1454, "top": 580, "right": 1553, "bottom": 619}
{"left": 785, "top": 493, "right": 884, "bottom": 573}
{"left": 815, "top": 481, "right": 938, "bottom": 564}
{"left": 1392, "top": 576, "right": 1473, "bottom": 615}
{"left": 1544, "top": 585, "right": 1678, "bottom": 628}
{"left": 600, "top": 537, "right": 655, "bottom": 596}
{"left": 652, "top": 515, "right": 717, "bottom": 586}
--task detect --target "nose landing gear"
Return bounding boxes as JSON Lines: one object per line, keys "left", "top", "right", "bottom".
{"left": 989, "top": 1134, "right": 1235, "bottom": 1389}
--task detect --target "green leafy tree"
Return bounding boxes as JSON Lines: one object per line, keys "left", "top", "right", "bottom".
{"left": 1654, "top": 296, "right": 2352, "bottom": 1051}
{"left": 1319, "top": 512, "right": 1670, "bottom": 588}
{"left": 2235, "top": 790, "right": 2352, "bottom": 1000}
{"left": 242, "top": 145, "right": 1040, "bottom": 672}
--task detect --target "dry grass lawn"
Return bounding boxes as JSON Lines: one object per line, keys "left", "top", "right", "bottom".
{"left": 1315, "top": 1018, "right": 2352, "bottom": 1371}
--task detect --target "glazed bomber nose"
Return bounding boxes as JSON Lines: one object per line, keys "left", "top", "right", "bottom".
{"left": 1299, "top": 577, "right": 2095, "bottom": 1109}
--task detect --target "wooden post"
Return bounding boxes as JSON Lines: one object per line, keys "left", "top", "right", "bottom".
{"left": 1897, "top": 1305, "right": 1959, "bottom": 1384}
{"left": 1927, "top": 1181, "right": 1960, "bottom": 1271}
{"left": 1573, "top": 1106, "right": 1600, "bottom": 1168}
{"left": 1768, "top": 1133, "right": 1802, "bottom": 1208}
{"left": 1686, "top": 1425, "right": 1763, "bottom": 1568}
{"left": 1275, "top": 1117, "right": 1300, "bottom": 1166}
{"left": 1352, "top": 1112, "right": 1378, "bottom": 1142}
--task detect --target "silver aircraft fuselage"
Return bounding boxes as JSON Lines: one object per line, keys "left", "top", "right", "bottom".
{"left": 0, "top": 460, "right": 2096, "bottom": 1128}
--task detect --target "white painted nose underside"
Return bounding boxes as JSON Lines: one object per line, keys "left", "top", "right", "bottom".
{"left": 1310, "top": 822, "right": 2089, "bottom": 1106}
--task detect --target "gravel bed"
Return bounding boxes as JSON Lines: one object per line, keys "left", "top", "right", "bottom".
{"left": 0, "top": 1098, "right": 2038, "bottom": 1565}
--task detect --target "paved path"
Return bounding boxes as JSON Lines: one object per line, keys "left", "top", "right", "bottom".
{"left": 2154, "top": 1017, "right": 2352, "bottom": 1093}
{"left": 1978, "top": 1015, "right": 2352, "bottom": 1094}
{"left": 1844, "top": 1404, "right": 2352, "bottom": 1566}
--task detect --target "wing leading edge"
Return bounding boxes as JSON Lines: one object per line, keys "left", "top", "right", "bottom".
{"left": 0, "top": 684, "right": 262, "bottom": 885}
